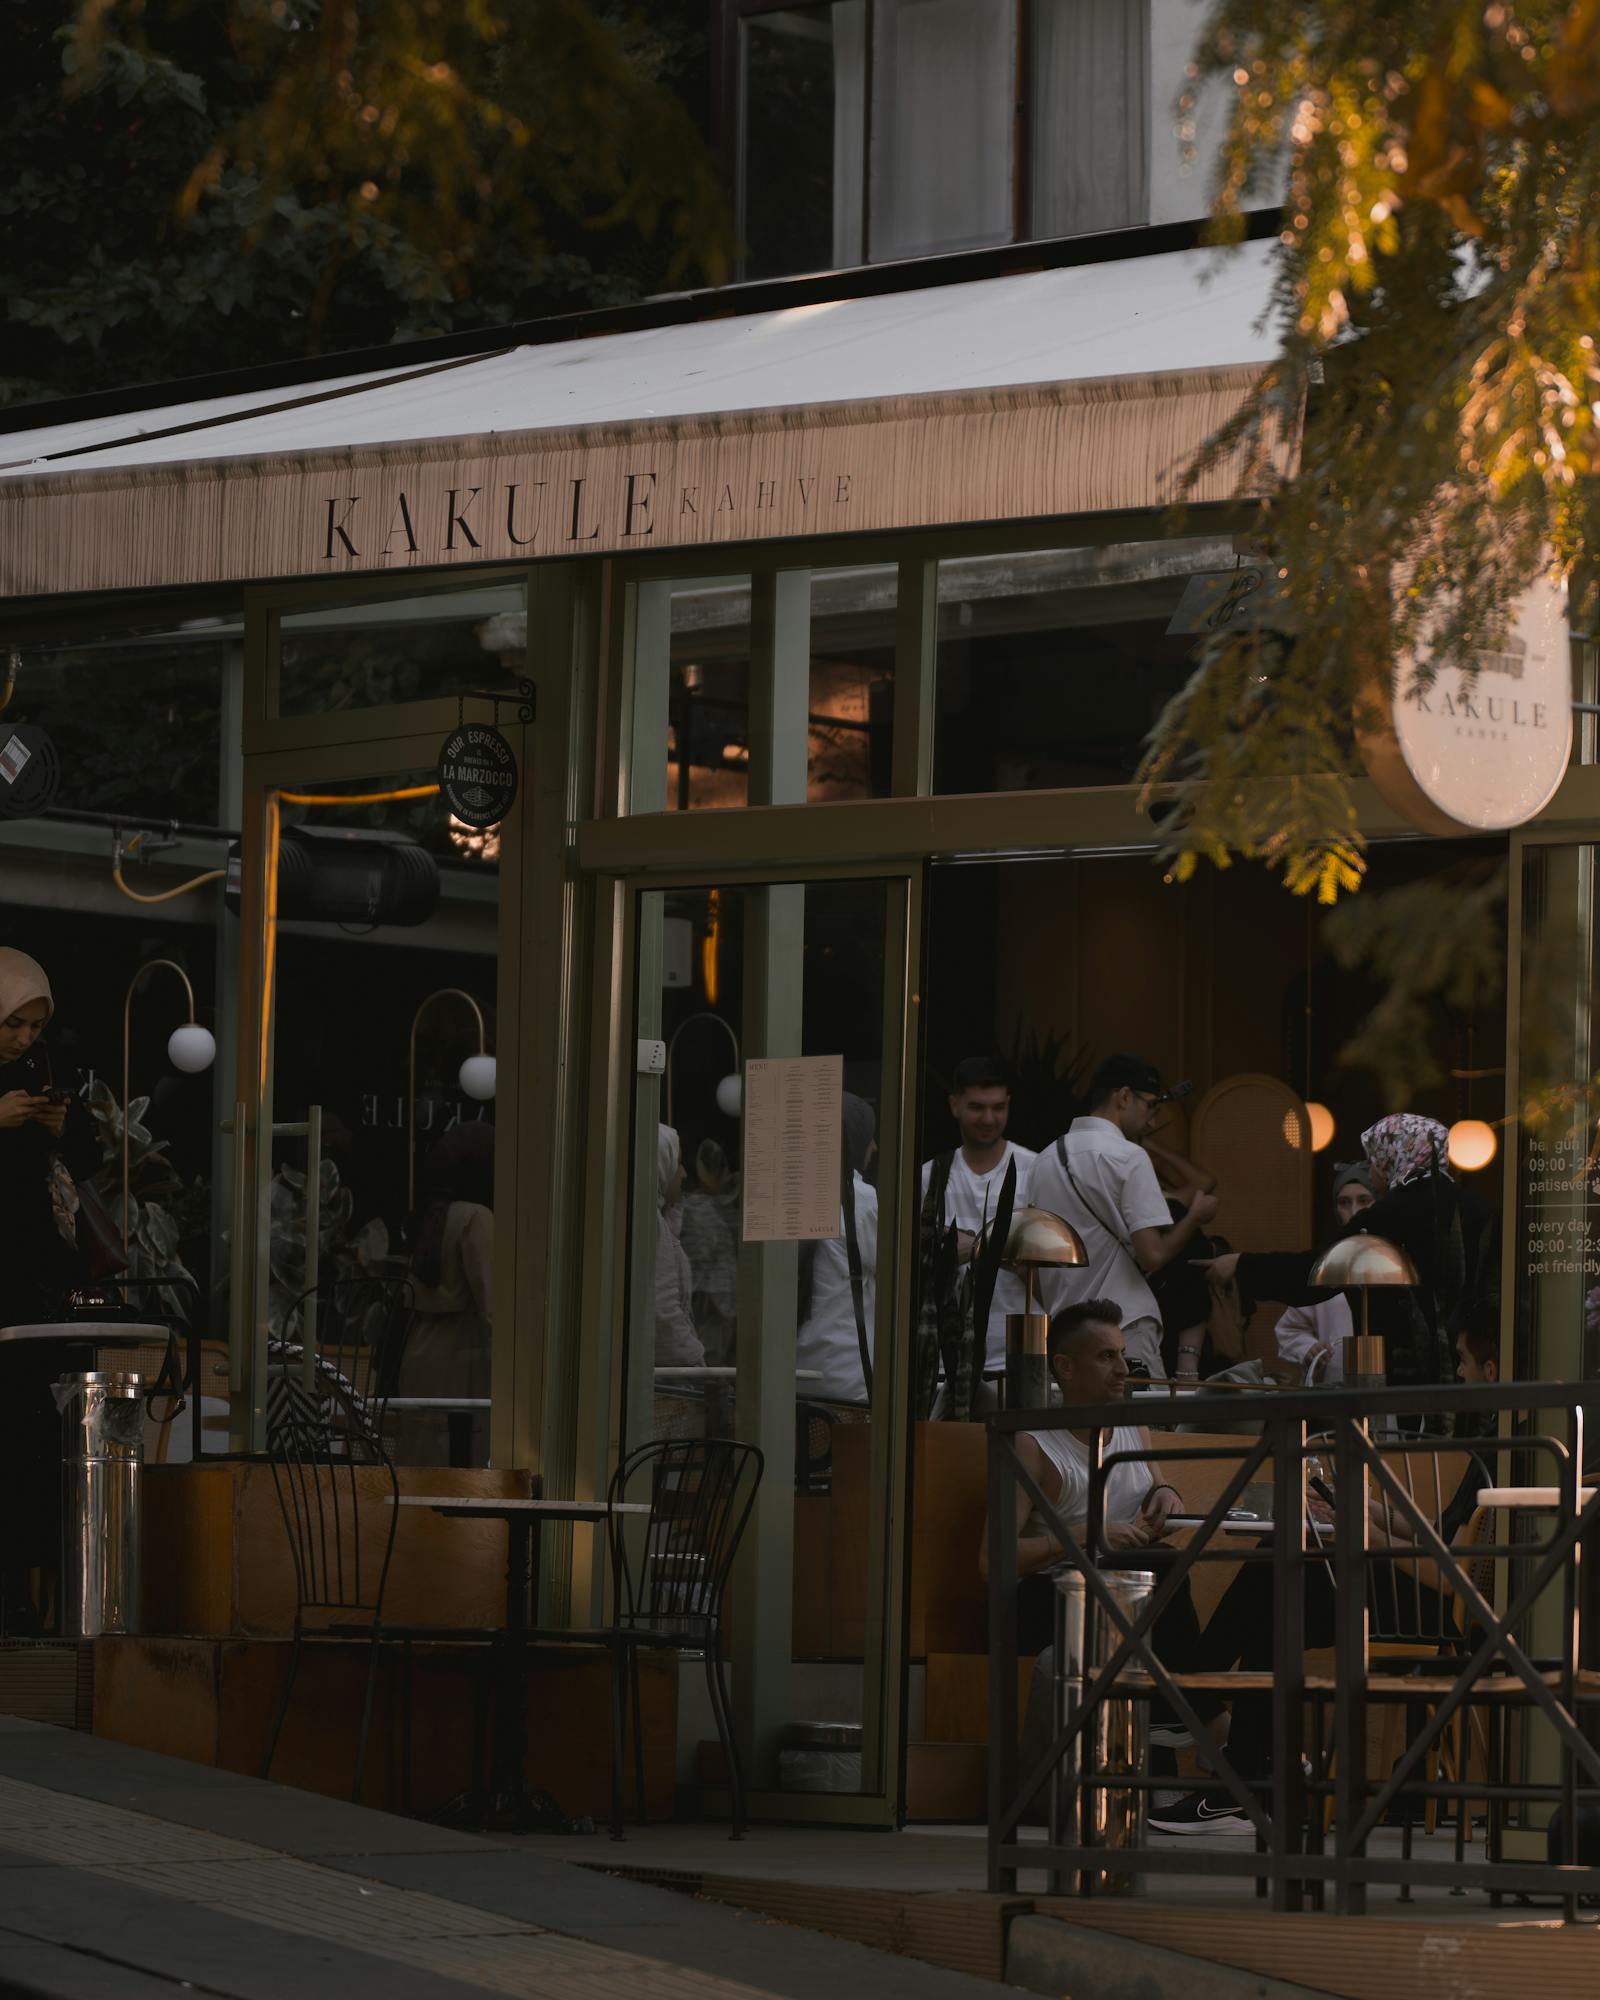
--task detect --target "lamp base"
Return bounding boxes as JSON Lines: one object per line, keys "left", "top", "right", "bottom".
{"left": 1005, "top": 1312, "right": 1051, "bottom": 1411}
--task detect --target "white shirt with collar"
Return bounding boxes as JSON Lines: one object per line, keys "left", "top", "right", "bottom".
{"left": 919, "top": 1141, "right": 1037, "bottom": 1370}
{"left": 1029, "top": 1115, "right": 1172, "bottom": 1330}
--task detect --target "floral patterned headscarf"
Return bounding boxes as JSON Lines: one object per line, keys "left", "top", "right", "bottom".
{"left": 1361, "top": 1113, "right": 1451, "bottom": 1192}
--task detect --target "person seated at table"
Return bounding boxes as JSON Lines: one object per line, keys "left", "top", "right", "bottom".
{"left": 1149, "top": 1300, "right": 1501, "bottom": 1835}
{"left": 1270, "top": 1161, "right": 1377, "bottom": 1386}
{"left": 796, "top": 1094, "right": 878, "bottom": 1408}
{"left": 1199, "top": 1115, "right": 1497, "bottom": 1395}
{"left": 979, "top": 1300, "right": 1220, "bottom": 1794}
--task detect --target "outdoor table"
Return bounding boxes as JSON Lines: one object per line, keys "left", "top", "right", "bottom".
{"left": 651, "top": 1366, "right": 825, "bottom": 1380}
{"left": 0, "top": 1322, "right": 170, "bottom": 1348}
{"left": 389, "top": 1495, "right": 649, "bottom": 1833}
{"left": 1478, "top": 1486, "right": 1596, "bottom": 1509}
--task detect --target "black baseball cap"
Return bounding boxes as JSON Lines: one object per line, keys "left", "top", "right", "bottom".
{"left": 1089, "top": 1054, "right": 1193, "bottom": 1104}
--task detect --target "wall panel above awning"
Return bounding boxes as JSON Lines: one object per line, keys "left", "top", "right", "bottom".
{"left": 0, "top": 242, "right": 1293, "bottom": 599}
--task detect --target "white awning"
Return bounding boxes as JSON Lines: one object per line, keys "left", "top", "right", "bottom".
{"left": 0, "top": 241, "right": 1291, "bottom": 596}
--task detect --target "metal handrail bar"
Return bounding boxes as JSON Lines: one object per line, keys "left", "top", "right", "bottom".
{"left": 987, "top": 1379, "right": 1600, "bottom": 1918}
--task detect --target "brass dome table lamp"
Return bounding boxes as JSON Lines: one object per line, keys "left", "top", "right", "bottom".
{"left": 1308, "top": 1232, "right": 1419, "bottom": 1391}
{"left": 995, "top": 1207, "right": 1088, "bottom": 1410}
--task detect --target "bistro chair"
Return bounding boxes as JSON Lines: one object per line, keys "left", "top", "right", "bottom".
{"left": 600, "top": 1436, "right": 763, "bottom": 1842}
{"left": 260, "top": 1399, "right": 497, "bottom": 1808}
{"left": 281, "top": 1275, "right": 416, "bottom": 1447}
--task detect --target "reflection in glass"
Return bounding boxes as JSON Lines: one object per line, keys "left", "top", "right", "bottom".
{"left": 934, "top": 538, "right": 1259, "bottom": 792}
{"left": 740, "top": 3, "right": 865, "bottom": 278}
{"left": 266, "top": 771, "right": 498, "bottom": 1466}
{"left": 668, "top": 579, "right": 751, "bottom": 811}
{"left": 809, "top": 566, "right": 895, "bottom": 800}
{"left": 277, "top": 582, "right": 524, "bottom": 718}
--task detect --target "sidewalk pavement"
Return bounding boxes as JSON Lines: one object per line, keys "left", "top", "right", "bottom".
{"left": 0, "top": 1719, "right": 1020, "bottom": 2000}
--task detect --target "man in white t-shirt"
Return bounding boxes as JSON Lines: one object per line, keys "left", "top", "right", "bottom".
{"left": 1029, "top": 1054, "right": 1219, "bottom": 1378}
{"left": 920, "top": 1055, "right": 1037, "bottom": 1373}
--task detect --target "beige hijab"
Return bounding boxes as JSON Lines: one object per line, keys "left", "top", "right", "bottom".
{"left": 0, "top": 950, "right": 51, "bottom": 1029}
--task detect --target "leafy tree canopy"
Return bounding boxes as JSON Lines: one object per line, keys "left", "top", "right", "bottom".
{"left": 4, "top": 0, "right": 732, "bottom": 406}
{"left": 1144, "top": 0, "right": 1600, "bottom": 909}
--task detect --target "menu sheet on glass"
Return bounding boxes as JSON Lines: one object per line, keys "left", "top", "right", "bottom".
{"left": 741, "top": 1054, "right": 843, "bottom": 1243}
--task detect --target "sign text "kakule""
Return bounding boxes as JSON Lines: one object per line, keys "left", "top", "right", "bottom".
{"left": 319, "top": 471, "right": 856, "bottom": 561}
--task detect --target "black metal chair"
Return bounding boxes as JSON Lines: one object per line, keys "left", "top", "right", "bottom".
{"left": 600, "top": 1436, "right": 762, "bottom": 1841}
{"left": 279, "top": 1275, "right": 416, "bottom": 1447}
{"left": 259, "top": 1396, "right": 500, "bottom": 1808}
{"left": 260, "top": 1402, "right": 399, "bottom": 1802}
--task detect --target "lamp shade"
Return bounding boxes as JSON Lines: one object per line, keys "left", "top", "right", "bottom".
{"left": 999, "top": 1207, "right": 1089, "bottom": 1271}
{"left": 1308, "top": 1232, "right": 1418, "bottom": 1289}
{"left": 166, "top": 1022, "right": 216, "bottom": 1074}
{"left": 715, "top": 1073, "right": 743, "bottom": 1118}
{"left": 1306, "top": 1102, "right": 1336, "bottom": 1153}
{"left": 458, "top": 1053, "right": 497, "bottom": 1101}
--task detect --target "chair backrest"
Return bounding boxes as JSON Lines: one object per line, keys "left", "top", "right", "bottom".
{"left": 1366, "top": 1445, "right": 1482, "bottom": 1647}
{"left": 280, "top": 1275, "right": 416, "bottom": 1443}
{"left": 266, "top": 1403, "right": 398, "bottom": 1620}
{"left": 608, "top": 1436, "right": 763, "bottom": 1637}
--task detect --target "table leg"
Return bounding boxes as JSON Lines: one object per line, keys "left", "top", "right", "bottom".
{"left": 431, "top": 1514, "right": 593, "bottom": 1836}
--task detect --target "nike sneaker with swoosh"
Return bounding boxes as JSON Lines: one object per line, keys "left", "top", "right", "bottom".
{"left": 1147, "top": 1789, "right": 1255, "bottom": 1836}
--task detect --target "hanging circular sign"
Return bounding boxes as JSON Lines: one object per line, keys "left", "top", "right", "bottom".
{"left": 1357, "top": 570, "right": 1572, "bottom": 835}
{"left": 0, "top": 724, "right": 60, "bottom": 820}
{"left": 437, "top": 722, "right": 518, "bottom": 829}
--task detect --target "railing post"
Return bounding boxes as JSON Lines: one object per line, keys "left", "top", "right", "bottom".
{"left": 987, "top": 1422, "right": 1020, "bottom": 1892}
{"left": 1270, "top": 1405, "right": 1307, "bottom": 1910}
{"left": 1332, "top": 1410, "right": 1369, "bottom": 1916}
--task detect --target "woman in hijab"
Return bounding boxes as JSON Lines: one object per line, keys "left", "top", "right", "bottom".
{"left": 1203, "top": 1113, "right": 1496, "bottom": 1391}
{"left": 0, "top": 949, "right": 90, "bottom": 1327}
{"left": 399, "top": 1120, "right": 495, "bottom": 1464}
{"left": 796, "top": 1093, "right": 878, "bottom": 1407}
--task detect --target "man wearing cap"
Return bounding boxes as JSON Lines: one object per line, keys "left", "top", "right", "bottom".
{"left": 1029, "top": 1054, "right": 1219, "bottom": 1377}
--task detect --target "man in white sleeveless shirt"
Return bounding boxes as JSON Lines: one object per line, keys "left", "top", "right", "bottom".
{"left": 980, "top": 1299, "right": 1241, "bottom": 1830}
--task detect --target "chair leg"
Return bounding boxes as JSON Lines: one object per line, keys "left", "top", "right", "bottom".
{"left": 261, "top": 1630, "right": 304, "bottom": 1782}
{"left": 401, "top": 1638, "right": 414, "bottom": 1817}
{"left": 352, "top": 1629, "right": 383, "bottom": 1804}
{"left": 629, "top": 1647, "right": 647, "bottom": 1825}
{"left": 706, "top": 1640, "right": 745, "bottom": 1841}
{"left": 609, "top": 1639, "right": 628, "bottom": 1842}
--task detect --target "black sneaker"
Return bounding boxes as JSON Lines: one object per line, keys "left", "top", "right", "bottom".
{"left": 1147, "top": 1790, "right": 1255, "bottom": 1837}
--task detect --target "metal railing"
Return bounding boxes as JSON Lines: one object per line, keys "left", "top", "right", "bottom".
{"left": 986, "top": 1381, "right": 1600, "bottom": 1918}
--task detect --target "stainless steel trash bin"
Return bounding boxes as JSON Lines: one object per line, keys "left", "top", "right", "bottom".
{"left": 1051, "top": 1567, "right": 1153, "bottom": 1892}
{"left": 54, "top": 1372, "right": 143, "bottom": 1637}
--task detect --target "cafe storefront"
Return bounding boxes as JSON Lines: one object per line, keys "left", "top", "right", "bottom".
{"left": 1, "top": 234, "right": 1595, "bottom": 1827}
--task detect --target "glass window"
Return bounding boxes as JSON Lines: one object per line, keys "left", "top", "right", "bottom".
{"left": 739, "top": 3, "right": 866, "bottom": 278}
{"left": 868, "top": 0, "right": 1016, "bottom": 261}
{"left": 1030, "top": 0, "right": 1148, "bottom": 237}
{"left": 808, "top": 564, "right": 895, "bottom": 801}
{"left": 932, "top": 537, "right": 1267, "bottom": 792}
{"left": 276, "top": 582, "right": 525, "bottom": 719}
{"left": 262, "top": 768, "right": 501, "bottom": 1466}
{"left": 668, "top": 578, "right": 752, "bottom": 812}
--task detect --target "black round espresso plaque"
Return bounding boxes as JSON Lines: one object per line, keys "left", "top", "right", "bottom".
{"left": 0, "top": 724, "right": 61, "bottom": 820}
{"left": 437, "top": 723, "right": 518, "bottom": 829}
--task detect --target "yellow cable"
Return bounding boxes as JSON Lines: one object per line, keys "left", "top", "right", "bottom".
{"left": 112, "top": 859, "right": 226, "bottom": 904}
{"left": 277, "top": 783, "right": 439, "bottom": 807}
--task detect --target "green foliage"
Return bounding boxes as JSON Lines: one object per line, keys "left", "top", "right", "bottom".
{"left": 5, "top": 0, "right": 732, "bottom": 405}
{"left": 1144, "top": 0, "right": 1600, "bottom": 895}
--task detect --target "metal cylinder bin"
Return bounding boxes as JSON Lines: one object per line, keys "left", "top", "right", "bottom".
{"left": 1051, "top": 1567, "right": 1153, "bottom": 1891}
{"left": 54, "top": 1372, "right": 143, "bottom": 1637}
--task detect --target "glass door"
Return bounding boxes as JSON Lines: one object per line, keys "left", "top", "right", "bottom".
{"left": 622, "top": 868, "right": 916, "bottom": 1820}
{"left": 236, "top": 751, "right": 508, "bottom": 1460}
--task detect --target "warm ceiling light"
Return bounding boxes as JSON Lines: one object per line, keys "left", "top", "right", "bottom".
{"left": 1447, "top": 1118, "right": 1497, "bottom": 1172}
{"left": 1306, "top": 1102, "right": 1336, "bottom": 1152}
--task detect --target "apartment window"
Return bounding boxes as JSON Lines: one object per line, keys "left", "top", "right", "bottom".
{"left": 724, "top": 0, "right": 1150, "bottom": 277}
